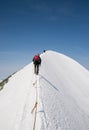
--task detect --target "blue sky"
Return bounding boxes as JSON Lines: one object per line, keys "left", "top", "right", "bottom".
{"left": 0, "top": 0, "right": 89, "bottom": 79}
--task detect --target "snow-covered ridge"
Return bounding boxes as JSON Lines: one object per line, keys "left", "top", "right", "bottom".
{"left": 0, "top": 50, "right": 89, "bottom": 130}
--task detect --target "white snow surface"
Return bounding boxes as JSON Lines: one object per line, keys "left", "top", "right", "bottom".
{"left": 0, "top": 50, "right": 89, "bottom": 130}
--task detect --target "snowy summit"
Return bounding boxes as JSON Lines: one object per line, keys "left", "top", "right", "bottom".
{"left": 0, "top": 50, "right": 89, "bottom": 130}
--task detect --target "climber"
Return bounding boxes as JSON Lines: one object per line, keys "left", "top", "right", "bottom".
{"left": 33, "top": 54, "right": 41, "bottom": 75}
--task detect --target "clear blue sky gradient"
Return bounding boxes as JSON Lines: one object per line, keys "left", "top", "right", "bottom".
{"left": 0, "top": 0, "right": 89, "bottom": 79}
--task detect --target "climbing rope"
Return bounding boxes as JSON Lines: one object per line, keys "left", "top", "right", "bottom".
{"left": 31, "top": 75, "right": 38, "bottom": 130}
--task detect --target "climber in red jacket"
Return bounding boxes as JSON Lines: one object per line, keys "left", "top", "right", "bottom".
{"left": 33, "top": 54, "right": 41, "bottom": 75}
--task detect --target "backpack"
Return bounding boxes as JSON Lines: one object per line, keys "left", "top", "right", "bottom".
{"left": 34, "top": 55, "right": 40, "bottom": 61}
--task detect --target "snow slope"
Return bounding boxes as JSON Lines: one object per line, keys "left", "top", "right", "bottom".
{"left": 0, "top": 50, "right": 89, "bottom": 130}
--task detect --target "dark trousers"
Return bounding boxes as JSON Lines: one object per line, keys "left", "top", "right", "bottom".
{"left": 34, "top": 64, "right": 39, "bottom": 75}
